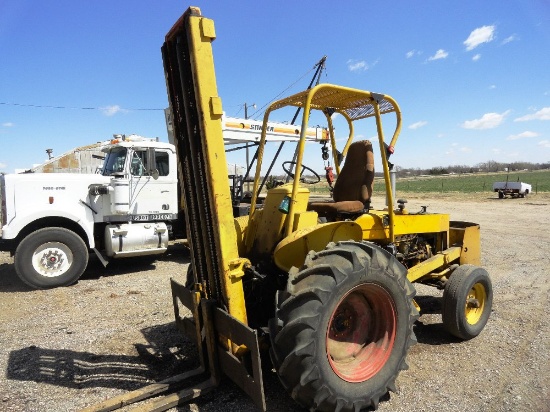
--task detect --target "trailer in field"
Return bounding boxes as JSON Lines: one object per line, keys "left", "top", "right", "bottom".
{"left": 493, "top": 181, "right": 531, "bottom": 198}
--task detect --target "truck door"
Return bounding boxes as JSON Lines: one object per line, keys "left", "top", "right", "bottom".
{"left": 129, "top": 148, "right": 178, "bottom": 220}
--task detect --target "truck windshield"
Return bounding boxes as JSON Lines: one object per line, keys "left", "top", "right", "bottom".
{"left": 102, "top": 147, "right": 127, "bottom": 176}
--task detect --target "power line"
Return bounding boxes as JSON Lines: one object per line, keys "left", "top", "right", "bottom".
{"left": 0, "top": 102, "right": 164, "bottom": 111}
{"left": 247, "top": 65, "right": 317, "bottom": 120}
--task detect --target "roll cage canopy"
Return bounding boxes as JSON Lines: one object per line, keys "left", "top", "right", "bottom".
{"left": 250, "top": 83, "right": 403, "bottom": 235}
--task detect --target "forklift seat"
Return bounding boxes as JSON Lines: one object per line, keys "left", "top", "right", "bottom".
{"left": 308, "top": 140, "right": 375, "bottom": 220}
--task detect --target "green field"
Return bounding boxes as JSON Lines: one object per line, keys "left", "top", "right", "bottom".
{"left": 307, "top": 169, "right": 550, "bottom": 195}
{"left": 374, "top": 169, "right": 550, "bottom": 194}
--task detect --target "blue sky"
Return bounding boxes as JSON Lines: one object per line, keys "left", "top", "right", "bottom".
{"left": 1, "top": 1, "right": 549, "bottom": 174}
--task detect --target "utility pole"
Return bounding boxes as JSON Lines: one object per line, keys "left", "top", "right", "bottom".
{"left": 244, "top": 103, "right": 255, "bottom": 191}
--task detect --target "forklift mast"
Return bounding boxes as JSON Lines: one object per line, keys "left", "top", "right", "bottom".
{"left": 161, "top": 7, "right": 266, "bottom": 411}
{"left": 162, "top": 7, "right": 248, "bottom": 323}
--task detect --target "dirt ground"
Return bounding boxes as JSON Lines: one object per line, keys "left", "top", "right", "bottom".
{"left": 1, "top": 193, "right": 549, "bottom": 412}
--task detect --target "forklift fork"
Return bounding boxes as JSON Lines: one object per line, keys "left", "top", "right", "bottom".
{"left": 80, "top": 279, "right": 265, "bottom": 412}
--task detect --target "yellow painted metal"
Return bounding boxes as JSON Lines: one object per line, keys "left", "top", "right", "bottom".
{"left": 324, "top": 114, "right": 340, "bottom": 173}
{"left": 246, "top": 184, "right": 310, "bottom": 258}
{"left": 233, "top": 216, "right": 250, "bottom": 256}
{"left": 185, "top": 11, "right": 248, "bottom": 325}
{"left": 406, "top": 246, "right": 462, "bottom": 283}
{"left": 449, "top": 221, "right": 481, "bottom": 265}
{"left": 354, "top": 213, "right": 388, "bottom": 241}
{"left": 273, "top": 221, "right": 363, "bottom": 272}
{"left": 243, "top": 80, "right": 478, "bottom": 289}
{"left": 353, "top": 211, "right": 449, "bottom": 244}
{"left": 465, "top": 283, "right": 487, "bottom": 325}
{"left": 393, "top": 213, "right": 450, "bottom": 236}
{"left": 249, "top": 84, "right": 402, "bottom": 242}
{"left": 292, "top": 211, "right": 319, "bottom": 231}
{"left": 338, "top": 112, "right": 355, "bottom": 164}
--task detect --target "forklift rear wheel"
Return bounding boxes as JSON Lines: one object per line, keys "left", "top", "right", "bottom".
{"left": 442, "top": 265, "right": 492, "bottom": 340}
{"left": 270, "top": 241, "right": 418, "bottom": 411}
{"left": 14, "top": 228, "right": 88, "bottom": 289}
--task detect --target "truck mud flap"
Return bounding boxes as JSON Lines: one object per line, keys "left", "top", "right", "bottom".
{"left": 171, "top": 278, "right": 266, "bottom": 411}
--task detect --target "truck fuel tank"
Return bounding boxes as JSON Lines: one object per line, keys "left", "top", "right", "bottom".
{"left": 105, "top": 222, "right": 168, "bottom": 258}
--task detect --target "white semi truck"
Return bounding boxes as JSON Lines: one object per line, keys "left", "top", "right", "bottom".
{"left": 0, "top": 117, "right": 326, "bottom": 289}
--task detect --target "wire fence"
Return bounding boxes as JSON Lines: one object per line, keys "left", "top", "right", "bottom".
{"left": 306, "top": 171, "right": 550, "bottom": 195}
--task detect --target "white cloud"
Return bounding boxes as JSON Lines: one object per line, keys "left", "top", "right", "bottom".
{"left": 428, "top": 49, "right": 448, "bottom": 61}
{"left": 349, "top": 61, "right": 366, "bottom": 71}
{"left": 489, "top": 85, "right": 496, "bottom": 89}
{"left": 472, "top": 54, "right": 481, "bottom": 61}
{"left": 464, "top": 25, "right": 496, "bottom": 51}
{"left": 406, "top": 50, "right": 422, "bottom": 59}
{"left": 461, "top": 110, "right": 510, "bottom": 129}
{"left": 100, "top": 105, "right": 127, "bottom": 116}
{"left": 347, "top": 58, "right": 379, "bottom": 72}
{"left": 514, "top": 107, "right": 550, "bottom": 122}
{"left": 538, "top": 140, "right": 550, "bottom": 148}
{"left": 408, "top": 121, "right": 427, "bottom": 130}
{"left": 0, "top": 163, "right": 6, "bottom": 169}
{"left": 507, "top": 131, "right": 540, "bottom": 140}
{"left": 406, "top": 50, "right": 423, "bottom": 59}
{"left": 445, "top": 144, "right": 470, "bottom": 155}
{"left": 347, "top": 59, "right": 367, "bottom": 72}
{"left": 2, "top": 122, "right": 14, "bottom": 127}
{"left": 501, "top": 34, "right": 517, "bottom": 45}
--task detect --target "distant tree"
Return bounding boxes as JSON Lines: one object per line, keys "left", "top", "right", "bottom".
{"left": 429, "top": 167, "right": 449, "bottom": 175}
{"left": 395, "top": 161, "right": 547, "bottom": 176}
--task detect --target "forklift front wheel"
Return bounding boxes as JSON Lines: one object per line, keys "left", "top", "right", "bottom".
{"left": 270, "top": 241, "right": 418, "bottom": 411}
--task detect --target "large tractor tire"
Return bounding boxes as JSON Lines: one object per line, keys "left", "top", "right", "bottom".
{"left": 14, "top": 227, "right": 88, "bottom": 289}
{"left": 442, "top": 264, "right": 492, "bottom": 340}
{"left": 269, "top": 241, "right": 418, "bottom": 411}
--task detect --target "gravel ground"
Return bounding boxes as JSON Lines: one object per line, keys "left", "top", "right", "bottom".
{"left": 1, "top": 193, "right": 549, "bottom": 412}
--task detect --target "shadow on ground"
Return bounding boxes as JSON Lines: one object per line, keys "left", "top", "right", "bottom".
{"left": 414, "top": 294, "right": 462, "bottom": 345}
{"left": 7, "top": 322, "right": 195, "bottom": 390}
{"left": 6, "top": 320, "right": 303, "bottom": 411}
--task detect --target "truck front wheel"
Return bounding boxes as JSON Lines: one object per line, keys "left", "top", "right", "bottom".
{"left": 15, "top": 228, "right": 88, "bottom": 289}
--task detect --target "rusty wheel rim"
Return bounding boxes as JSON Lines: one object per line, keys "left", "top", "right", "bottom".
{"left": 326, "top": 283, "right": 397, "bottom": 382}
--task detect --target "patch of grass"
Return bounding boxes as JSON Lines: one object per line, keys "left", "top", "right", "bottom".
{"left": 373, "top": 170, "right": 550, "bottom": 194}
{"left": 291, "top": 169, "right": 549, "bottom": 196}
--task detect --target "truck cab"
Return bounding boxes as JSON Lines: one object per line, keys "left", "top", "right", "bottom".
{"left": 0, "top": 135, "right": 180, "bottom": 289}
{"left": 98, "top": 136, "right": 178, "bottom": 221}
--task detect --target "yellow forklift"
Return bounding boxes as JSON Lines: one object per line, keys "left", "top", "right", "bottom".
{"left": 83, "top": 6, "right": 492, "bottom": 412}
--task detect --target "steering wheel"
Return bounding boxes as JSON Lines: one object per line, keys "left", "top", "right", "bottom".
{"left": 282, "top": 161, "right": 321, "bottom": 184}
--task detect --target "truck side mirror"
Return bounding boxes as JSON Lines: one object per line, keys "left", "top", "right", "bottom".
{"left": 147, "top": 148, "right": 160, "bottom": 180}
